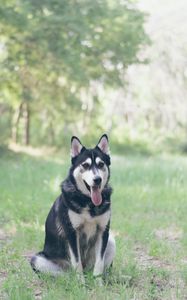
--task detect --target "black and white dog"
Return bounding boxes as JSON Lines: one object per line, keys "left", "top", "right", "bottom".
{"left": 31, "top": 134, "right": 115, "bottom": 281}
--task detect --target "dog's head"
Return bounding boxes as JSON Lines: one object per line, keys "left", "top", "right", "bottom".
{"left": 70, "top": 134, "right": 111, "bottom": 206}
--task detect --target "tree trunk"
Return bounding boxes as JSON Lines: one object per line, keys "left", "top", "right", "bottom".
{"left": 22, "top": 102, "right": 30, "bottom": 145}
{"left": 12, "top": 102, "right": 23, "bottom": 143}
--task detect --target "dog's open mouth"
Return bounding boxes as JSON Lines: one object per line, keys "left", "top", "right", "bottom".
{"left": 83, "top": 180, "right": 102, "bottom": 206}
{"left": 83, "top": 180, "right": 90, "bottom": 192}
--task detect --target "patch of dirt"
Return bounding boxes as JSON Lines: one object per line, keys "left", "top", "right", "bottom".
{"left": 0, "top": 229, "right": 8, "bottom": 292}
{"left": 0, "top": 229, "right": 11, "bottom": 297}
{"left": 154, "top": 226, "right": 183, "bottom": 242}
{"left": 0, "top": 271, "right": 7, "bottom": 284}
{"left": 29, "top": 279, "right": 44, "bottom": 300}
{"left": 0, "top": 229, "right": 7, "bottom": 240}
{"left": 134, "top": 245, "right": 172, "bottom": 270}
{"left": 180, "top": 258, "right": 187, "bottom": 265}
{"left": 0, "top": 271, "right": 8, "bottom": 299}
{"left": 22, "top": 250, "right": 34, "bottom": 261}
{"left": 134, "top": 243, "right": 186, "bottom": 297}
{"left": 0, "top": 226, "right": 17, "bottom": 245}
{"left": 34, "top": 289, "right": 42, "bottom": 300}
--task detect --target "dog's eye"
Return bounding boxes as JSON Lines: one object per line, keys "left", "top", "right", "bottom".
{"left": 98, "top": 161, "right": 104, "bottom": 168}
{"left": 82, "top": 163, "right": 90, "bottom": 170}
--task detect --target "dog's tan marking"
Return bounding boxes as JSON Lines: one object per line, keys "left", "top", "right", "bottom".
{"left": 68, "top": 209, "right": 110, "bottom": 241}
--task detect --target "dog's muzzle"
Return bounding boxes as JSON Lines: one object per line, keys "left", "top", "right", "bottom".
{"left": 83, "top": 177, "right": 102, "bottom": 206}
{"left": 93, "top": 176, "right": 102, "bottom": 186}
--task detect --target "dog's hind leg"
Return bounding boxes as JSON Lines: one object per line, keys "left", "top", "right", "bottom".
{"left": 30, "top": 253, "right": 66, "bottom": 276}
{"left": 104, "top": 233, "right": 116, "bottom": 269}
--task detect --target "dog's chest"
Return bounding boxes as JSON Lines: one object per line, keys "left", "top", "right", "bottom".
{"left": 68, "top": 208, "right": 110, "bottom": 241}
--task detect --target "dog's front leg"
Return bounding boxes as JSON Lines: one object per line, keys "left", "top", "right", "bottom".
{"left": 68, "top": 231, "right": 84, "bottom": 284}
{"left": 93, "top": 224, "right": 109, "bottom": 278}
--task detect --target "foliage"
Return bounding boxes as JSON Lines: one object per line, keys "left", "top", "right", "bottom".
{"left": 0, "top": 0, "right": 148, "bottom": 145}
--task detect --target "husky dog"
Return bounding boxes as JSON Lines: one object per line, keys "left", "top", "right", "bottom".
{"left": 30, "top": 134, "right": 115, "bottom": 281}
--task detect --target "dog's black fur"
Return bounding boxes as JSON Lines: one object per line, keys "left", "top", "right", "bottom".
{"left": 31, "top": 135, "right": 114, "bottom": 277}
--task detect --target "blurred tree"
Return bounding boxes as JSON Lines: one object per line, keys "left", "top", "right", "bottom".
{"left": 0, "top": 0, "right": 148, "bottom": 145}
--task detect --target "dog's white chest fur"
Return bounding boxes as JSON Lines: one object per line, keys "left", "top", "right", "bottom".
{"left": 68, "top": 208, "right": 110, "bottom": 240}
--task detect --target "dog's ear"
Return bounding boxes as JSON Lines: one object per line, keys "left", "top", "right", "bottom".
{"left": 71, "top": 136, "right": 84, "bottom": 158}
{"left": 97, "top": 134, "right": 110, "bottom": 155}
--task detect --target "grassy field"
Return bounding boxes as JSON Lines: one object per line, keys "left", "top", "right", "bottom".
{"left": 0, "top": 146, "right": 187, "bottom": 300}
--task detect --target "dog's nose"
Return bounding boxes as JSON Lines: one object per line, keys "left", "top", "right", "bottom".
{"left": 93, "top": 176, "right": 102, "bottom": 186}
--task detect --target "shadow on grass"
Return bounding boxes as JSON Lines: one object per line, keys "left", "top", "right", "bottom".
{"left": 0, "top": 144, "right": 20, "bottom": 159}
{"left": 0, "top": 141, "right": 153, "bottom": 162}
{"left": 0, "top": 144, "right": 39, "bottom": 162}
{"left": 0, "top": 144, "right": 64, "bottom": 168}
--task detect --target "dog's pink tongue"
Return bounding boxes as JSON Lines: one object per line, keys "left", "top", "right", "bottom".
{"left": 91, "top": 187, "right": 102, "bottom": 206}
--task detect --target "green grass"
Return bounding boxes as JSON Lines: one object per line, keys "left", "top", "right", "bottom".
{"left": 0, "top": 146, "right": 187, "bottom": 299}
